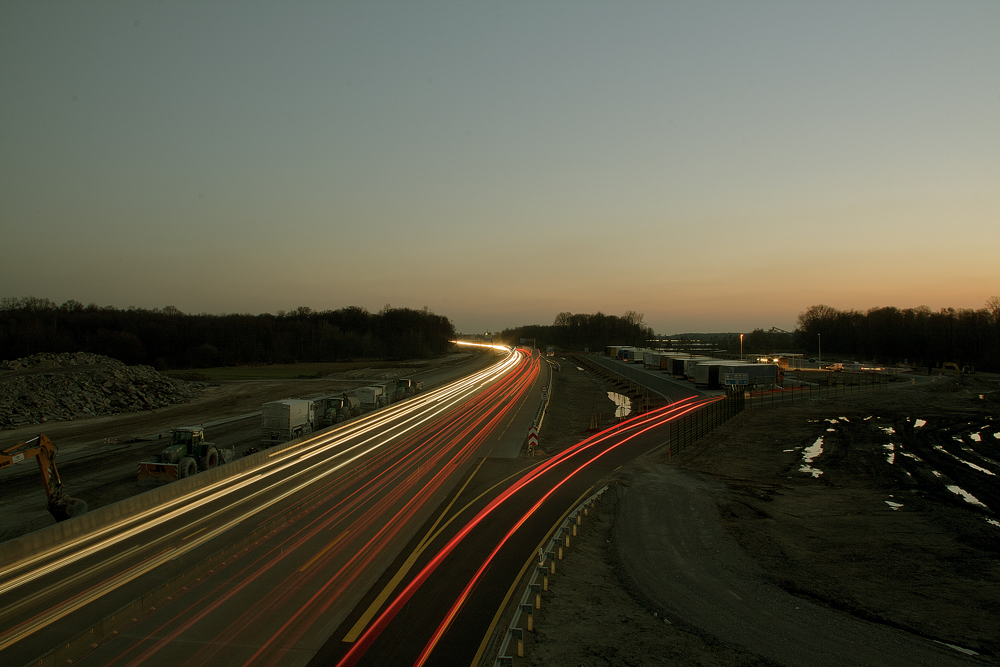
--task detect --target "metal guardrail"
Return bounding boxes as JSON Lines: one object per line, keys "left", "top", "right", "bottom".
{"left": 493, "top": 485, "right": 608, "bottom": 666}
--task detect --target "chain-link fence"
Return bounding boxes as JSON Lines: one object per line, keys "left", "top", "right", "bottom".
{"left": 661, "top": 393, "right": 745, "bottom": 457}
{"left": 738, "top": 370, "right": 891, "bottom": 410}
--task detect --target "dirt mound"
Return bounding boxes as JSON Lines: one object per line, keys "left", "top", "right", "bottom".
{"left": 0, "top": 352, "right": 205, "bottom": 429}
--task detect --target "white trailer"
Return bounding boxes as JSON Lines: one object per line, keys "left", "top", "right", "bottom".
{"left": 261, "top": 399, "right": 316, "bottom": 448}
{"left": 682, "top": 357, "right": 718, "bottom": 381}
{"left": 718, "top": 363, "right": 780, "bottom": 388}
{"left": 642, "top": 352, "right": 663, "bottom": 368}
{"left": 356, "top": 385, "right": 386, "bottom": 407}
{"left": 693, "top": 360, "right": 732, "bottom": 389}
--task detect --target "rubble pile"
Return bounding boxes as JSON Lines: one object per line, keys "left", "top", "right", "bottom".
{"left": 0, "top": 352, "right": 205, "bottom": 429}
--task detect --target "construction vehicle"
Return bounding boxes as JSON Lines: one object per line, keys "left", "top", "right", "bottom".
{"left": 137, "top": 426, "right": 235, "bottom": 486}
{"left": 261, "top": 399, "right": 316, "bottom": 448}
{"left": 935, "top": 362, "right": 967, "bottom": 376}
{"left": 395, "top": 378, "right": 423, "bottom": 400}
{"left": 1, "top": 434, "right": 87, "bottom": 521}
{"left": 319, "top": 394, "right": 363, "bottom": 427}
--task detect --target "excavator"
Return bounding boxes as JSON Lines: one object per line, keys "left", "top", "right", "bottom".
{"left": 0, "top": 434, "right": 88, "bottom": 522}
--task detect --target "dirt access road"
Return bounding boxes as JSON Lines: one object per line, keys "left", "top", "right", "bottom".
{"left": 516, "top": 359, "right": 999, "bottom": 666}
{"left": 0, "top": 352, "right": 494, "bottom": 542}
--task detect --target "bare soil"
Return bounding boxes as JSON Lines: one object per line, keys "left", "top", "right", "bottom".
{"left": 0, "top": 353, "right": 492, "bottom": 542}
{"left": 522, "top": 359, "right": 1000, "bottom": 666}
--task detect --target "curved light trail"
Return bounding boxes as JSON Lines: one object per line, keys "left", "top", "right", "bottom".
{"left": 336, "top": 394, "right": 720, "bottom": 666}
{"left": 0, "top": 345, "right": 539, "bottom": 665}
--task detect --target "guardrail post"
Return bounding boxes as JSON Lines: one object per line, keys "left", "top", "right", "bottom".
{"left": 521, "top": 603, "right": 534, "bottom": 631}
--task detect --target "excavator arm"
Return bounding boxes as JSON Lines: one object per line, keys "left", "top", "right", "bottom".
{"left": 1, "top": 434, "right": 87, "bottom": 522}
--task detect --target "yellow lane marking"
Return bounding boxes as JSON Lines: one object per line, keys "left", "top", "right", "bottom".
{"left": 342, "top": 455, "right": 543, "bottom": 643}
{"left": 470, "top": 486, "right": 595, "bottom": 667}
{"left": 182, "top": 526, "right": 208, "bottom": 541}
{"left": 497, "top": 360, "right": 541, "bottom": 440}
{"left": 299, "top": 531, "right": 348, "bottom": 572}
{"left": 342, "top": 455, "right": 492, "bottom": 642}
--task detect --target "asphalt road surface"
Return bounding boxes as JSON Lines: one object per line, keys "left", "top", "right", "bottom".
{"left": 0, "top": 348, "right": 542, "bottom": 666}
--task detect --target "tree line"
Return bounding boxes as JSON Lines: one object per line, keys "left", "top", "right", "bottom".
{"left": 795, "top": 299, "right": 1000, "bottom": 371}
{"left": 0, "top": 297, "right": 456, "bottom": 369}
{"left": 498, "top": 311, "right": 654, "bottom": 352}
{"left": 496, "top": 300, "right": 1000, "bottom": 373}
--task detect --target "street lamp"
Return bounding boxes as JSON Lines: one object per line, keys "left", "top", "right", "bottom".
{"left": 818, "top": 333, "right": 821, "bottom": 367}
{"left": 740, "top": 333, "right": 744, "bottom": 362}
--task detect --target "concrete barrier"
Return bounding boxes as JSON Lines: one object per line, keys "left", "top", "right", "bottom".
{"left": 0, "top": 428, "right": 317, "bottom": 568}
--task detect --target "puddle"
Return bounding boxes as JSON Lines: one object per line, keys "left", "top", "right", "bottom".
{"left": 880, "top": 426, "right": 896, "bottom": 435}
{"left": 933, "top": 445, "right": 996, "bottom": 476}
{"left": 885, "top": 500, "right": 904, "bottom": 510}
{"left": 900, "top": 451, "right": 923, "bottom": 462}
{"left": 987, "top": 518, "right": 1000, "bottom": 528}
{"left": 995, "top": 432, "right": 1000, "bottom": 440}
{"left": 883, "top": 443, "right": 895, "bottom": 464}
{"left": 799, "top": 437, "right": 824, "bottom": 477}
{"left": 932, "top": 470, "right": 943, "bottom": 478}
{"left": 826, "top": 428, "right": 836, "bottom": 432}
{"left": 970, "top": 433, "right": 981, "bottom": 442}
{"left": 825, "top": 418, "right": 838, "bottom": 424}
{"left": 864, "top": 416, "right": 874, "bottom": 421}
{"left": 607, "top": 392, "right": 632, "bottom": 419}
{"left": 576, "top": 367, "right": 585, "bottom": 372}
{"left": 839, "top": 416, "right": 849, "bottom": 422}
{"left": 914, "top": 419, "right": 927, "bottom": 428}
{"left": 946, "top": 485, "right": 989, "bottom": 509}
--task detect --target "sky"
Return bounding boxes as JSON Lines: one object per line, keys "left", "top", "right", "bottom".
{"left": 2, "top": 1, "right": 998, "bottom": 335}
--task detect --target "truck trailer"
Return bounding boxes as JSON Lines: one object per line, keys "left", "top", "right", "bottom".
{"left": 693, "top": 360, "right": 732, "bottom": 389}
{"left": 261, "top": 399, "right": 316, "bottom": 448}
{"left": 717, "top": 363, "right": 780, "bottom": 388}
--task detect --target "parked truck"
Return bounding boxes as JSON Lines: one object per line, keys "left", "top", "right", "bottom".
{"left": 138, "top": 426, "right": 235, "bottom": 486}
{"left": 693, "top": 360, "right": 732, "bottom": 389}
{"left": 717, "top": 363, "right": 781, "bottom": 388}
{"left": 260, "top": 399, "right": 316, "bottom": 448}
{"left": 682, "top": 357, "right": 718, "bottom": 381}
{"left": 357, "top": 385, "right": 387, "bottom": 408}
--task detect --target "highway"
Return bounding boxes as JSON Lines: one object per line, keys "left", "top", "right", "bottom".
{"left": 321, "top": 394, "right": 721, "bottom": 666}
{"left": 0, "top": 345, "right": 541, "bottom": 666}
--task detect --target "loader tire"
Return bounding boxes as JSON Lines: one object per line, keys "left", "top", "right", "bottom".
{"left": 199, "top": 446, "right": 219, "bottom": 470}
{"left": 178, "top": 457, "right": 198, "bottom": 478}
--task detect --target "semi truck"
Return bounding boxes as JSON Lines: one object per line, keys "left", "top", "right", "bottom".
{"left": 357, "top": 385, "right": 394, "bottom": 408}
{"left": 261, "top": 399, "right": 316, "bottom": 448}
{"left": 682, "top": 357, "right": 718, "bottom": 381}
{"left": 693, "top": 360, "right": 732, "bottom": 389}
{"left": 717, "top": 363, "right": 781, "bottom": 388}
{"left": 138, "top": 426, "right": 236, "bottom": 486}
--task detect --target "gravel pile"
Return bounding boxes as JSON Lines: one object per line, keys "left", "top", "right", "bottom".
{"left": 0, "top": 352, "right": 205, "bottom": 429}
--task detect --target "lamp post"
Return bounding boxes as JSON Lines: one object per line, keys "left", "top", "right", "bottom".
{"left": 818, "top": 333, "right": 821, "bottom": 367}
{"left": 740, "top": 333, "right": 744, "bottom": 362}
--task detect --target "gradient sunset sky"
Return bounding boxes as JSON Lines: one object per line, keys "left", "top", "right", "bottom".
{"left": 2, "top": 2, "right": 998, "bottom": 334}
